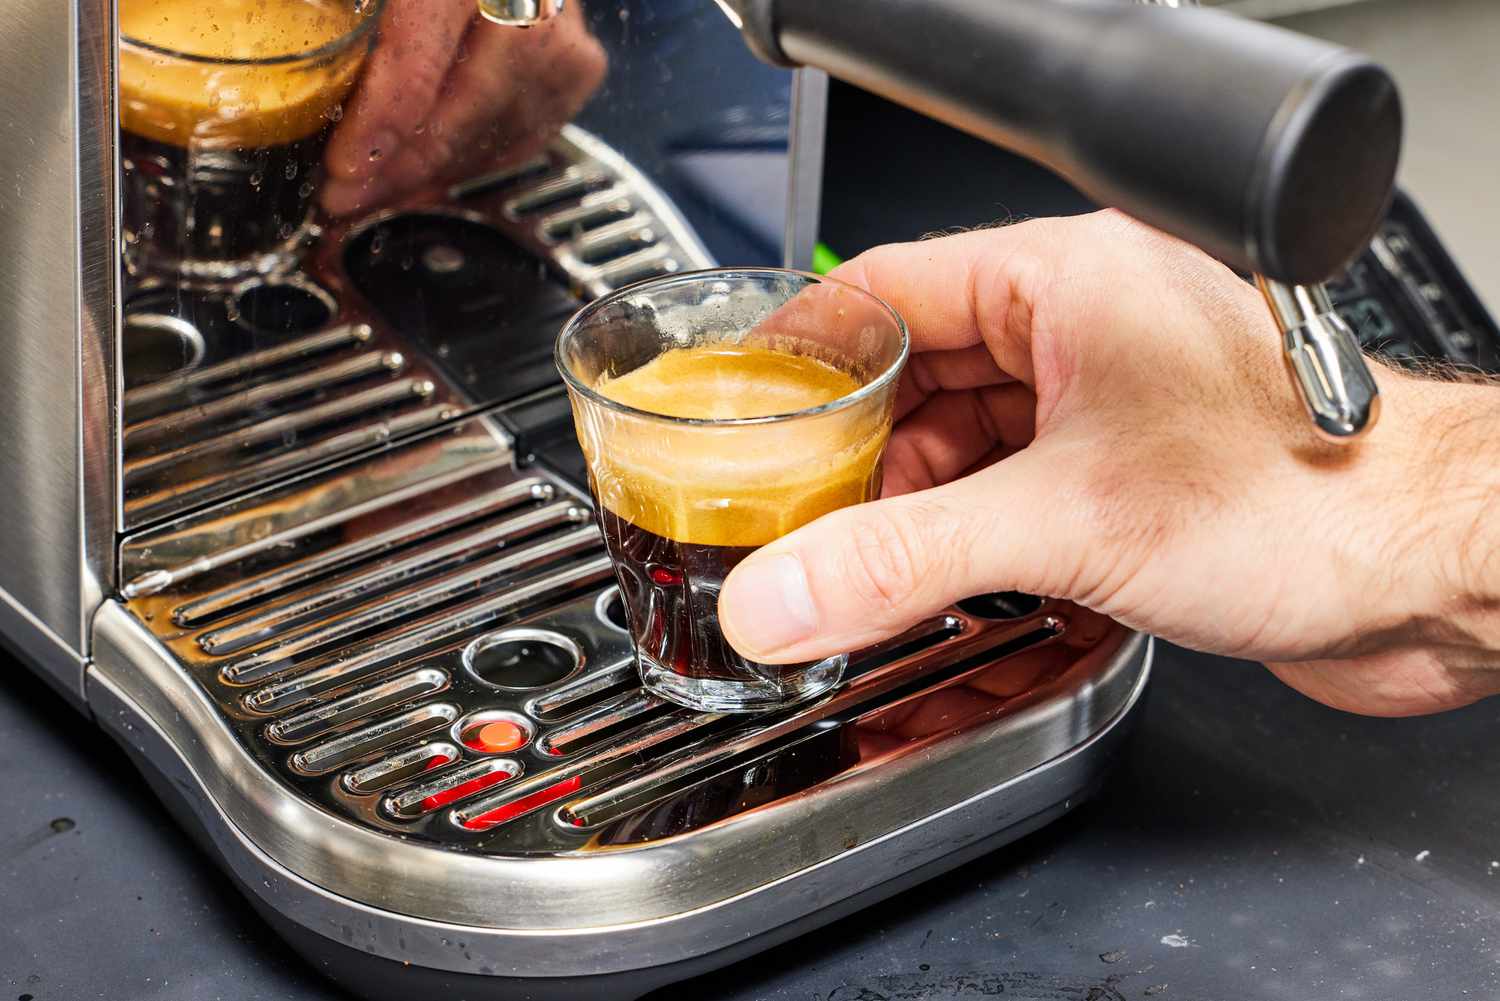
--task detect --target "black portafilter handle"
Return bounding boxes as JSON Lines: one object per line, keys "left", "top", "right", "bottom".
{"left": 721, "top": 0, "right": 1403, "bottom": 286}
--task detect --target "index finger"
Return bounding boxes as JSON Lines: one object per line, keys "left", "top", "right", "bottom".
{"left": 829, "top": 223, "right": 1054, "bottom": 388}
{"left": 324, "top": 0, "right": 474, "bottom": 182}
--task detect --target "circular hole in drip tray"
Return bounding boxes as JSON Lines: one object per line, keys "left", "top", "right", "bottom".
{"left": 232, "top": 278, "right": 336, "bottom": 335}
{"left": 956, "top": 591, "right": 1045, "bottom": 620}
{"left": 596, "top": 587, "right": 628, "bottom": 632}
{"left": 463, "top": 628, "right": 582, "bottom": 691}
{"left": 122, "top": 313, "right": 206, "bottom": 388}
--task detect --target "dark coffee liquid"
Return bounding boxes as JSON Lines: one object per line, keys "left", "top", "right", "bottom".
{"left": 599, "top": 506, "right": 818, "bottom": 685}
{"left": 121, "top": 128, "right": 327, "bottom": 270}
{"left": 582, "top": 345, "right": 888, "bottom": 706}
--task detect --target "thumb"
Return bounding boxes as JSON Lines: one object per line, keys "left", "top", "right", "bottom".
{"left": 718, "top": 445, "right": 1088, "bottom": 664}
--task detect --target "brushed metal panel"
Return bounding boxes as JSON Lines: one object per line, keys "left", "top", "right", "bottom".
{"left": 0, "top": 0, "right": 117, "bottom": 695}
{"left": 0, "top": 1, "right": 80, "bottom": 691}
{"left": 784, "top": 68, "right": 829, "bottom": 270}
{"left": 0, "top": 588, "right": 89, "bottom": 713}
{"left": 78, "top": 0, "right": 121, "bottom": 658}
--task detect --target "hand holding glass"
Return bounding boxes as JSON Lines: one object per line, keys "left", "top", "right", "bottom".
{"left": 557, "top": 269, "right": 908, "bottom": 712}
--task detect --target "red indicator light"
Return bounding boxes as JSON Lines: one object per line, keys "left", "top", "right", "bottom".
{"left": 421, "top": 769, "right": 511, "bottom": 812}
{"left": 463, "top": 719, "right": 528, "bottom": 753}
{"left": 460, "top": 775, "right": 583, "bottom": 831}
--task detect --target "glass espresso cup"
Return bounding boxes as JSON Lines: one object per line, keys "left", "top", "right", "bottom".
{"left": 119, "top": 0, "right": 382, "bottom": 282}
{"left": 557, "top": 269, "right": 909, "bottom": 712}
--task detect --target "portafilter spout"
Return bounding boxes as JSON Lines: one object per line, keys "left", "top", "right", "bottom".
{"left": 715, "top": 0, "right": 1399, "bottom": 439}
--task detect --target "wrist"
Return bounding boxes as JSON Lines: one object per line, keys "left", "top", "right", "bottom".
{"left": 1384, "top": 369, "right": 1500, "bottom": 669}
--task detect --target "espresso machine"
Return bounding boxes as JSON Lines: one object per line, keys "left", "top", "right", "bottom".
{"left": 0, "top": 0, "right": 1404, "bottom": 997}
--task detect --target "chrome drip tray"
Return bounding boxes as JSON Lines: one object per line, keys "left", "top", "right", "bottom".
{"left": 111, "top": 409, "right": 1126, "bottom": 849}
{"left": 97, "top": 125, "right": 1150, "bottom": 1001}
{"left": 90, "top": 404, "right": 1150, "bottom": 999}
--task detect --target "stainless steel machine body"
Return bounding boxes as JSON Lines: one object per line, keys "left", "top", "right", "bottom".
{"left": 0, "top": 2, "right": 1150, "bottom": 996}
{"left": 0, "top": 0, "right": 1403, "bottom": 996}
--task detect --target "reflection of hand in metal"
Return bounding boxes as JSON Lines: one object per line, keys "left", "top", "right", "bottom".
{"left": 850, "top": 629, "right": 1120, "bottom": 766}
{"left": 854, "top": 644, "right": 1065, "bottom": 757}
{"left": 322, "top": 0, "right": 606, "bottom": 217}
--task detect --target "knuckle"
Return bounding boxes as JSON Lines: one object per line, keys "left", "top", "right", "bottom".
{"left": 839, "top": 509, "right": 930, "bottom": 615}
{"left": 573, "top": 35, "right": 609, "bottom": 90}
{"left": 401, "top": 60, "right": 450, "bottom": 110}
{"left": 1066, "top": 435, "right": 1226, "bottom": 610}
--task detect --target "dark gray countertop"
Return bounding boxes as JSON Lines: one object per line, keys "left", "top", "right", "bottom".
{"left": 6, "top": 643, "right": 1499, "bottom": 1001}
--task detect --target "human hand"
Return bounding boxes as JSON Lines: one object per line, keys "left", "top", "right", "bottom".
{"left": 718, "top": 211, "right": 1500, "bottom": 717}
{"left": 321, "top": 0, "right": 606, "bottom": 217}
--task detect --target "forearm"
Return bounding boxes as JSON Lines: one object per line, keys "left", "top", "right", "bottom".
{"left": 1395, "top": 369, "right": 1500, "bottom": 673}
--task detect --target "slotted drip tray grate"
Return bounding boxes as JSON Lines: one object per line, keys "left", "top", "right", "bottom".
{"left": 118, "top": 407, "right": 1118, "bottom": 856}
{"left": 119, "top": 276, "right": 468, "bottom": 529}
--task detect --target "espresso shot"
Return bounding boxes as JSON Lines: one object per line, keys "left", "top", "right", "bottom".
{"left": 118, "top": 0, "right": 378, "bottom": 281}
{"left": 558, "top": 269, "right": 908, "bottom": 713}
{"left": 594, "top": 346, "right": 885, "bottom": 699}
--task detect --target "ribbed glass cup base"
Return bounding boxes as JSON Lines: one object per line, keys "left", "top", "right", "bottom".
{"left": 640, "top": 653, "right": 846, "bottom": 713}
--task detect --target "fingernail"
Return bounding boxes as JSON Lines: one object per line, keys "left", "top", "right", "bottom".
{"left": 722, "top": 552, "right": 817, "bottom": 658}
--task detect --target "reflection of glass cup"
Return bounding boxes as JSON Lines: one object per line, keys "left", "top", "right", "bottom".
{"left": 119, "top": 0, "right": 382, "bottom": 283}
{"left": 558, "top": 269, "right": 909, "bottom": 713}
